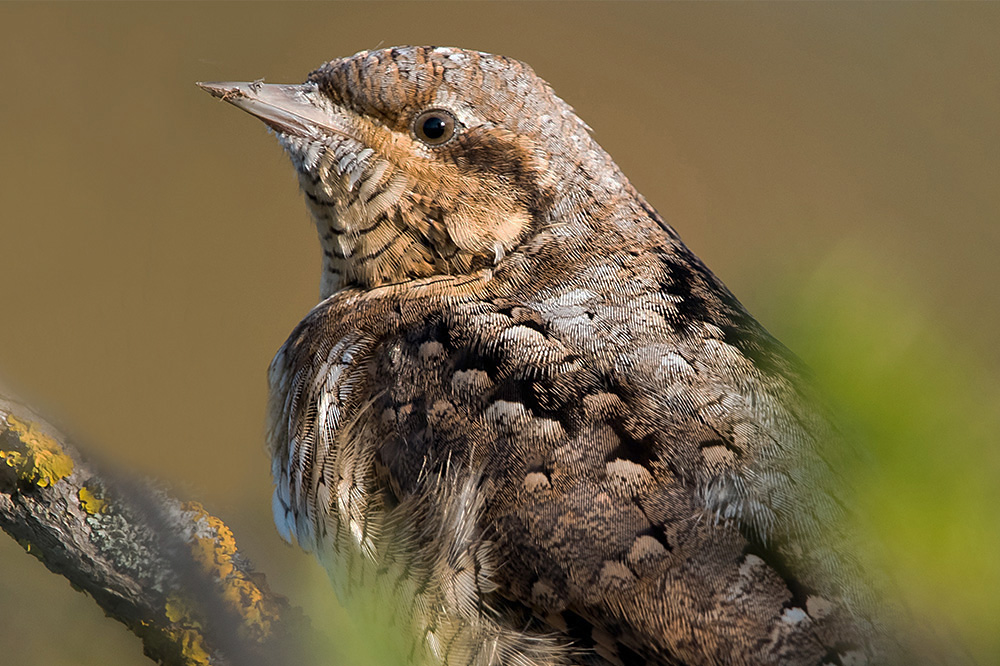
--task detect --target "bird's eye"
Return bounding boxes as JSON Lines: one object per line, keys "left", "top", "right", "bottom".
{"left": 413, "top": 109, "right": 457, "bottom": 145}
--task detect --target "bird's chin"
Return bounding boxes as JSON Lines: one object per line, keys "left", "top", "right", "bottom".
{"left": 277, "top": 133, "right": 329, "bottom": 174}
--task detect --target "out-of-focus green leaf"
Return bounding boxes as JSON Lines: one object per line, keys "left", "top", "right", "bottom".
{"left": 771, "top": 246, "right": 1000, "bottom": 663}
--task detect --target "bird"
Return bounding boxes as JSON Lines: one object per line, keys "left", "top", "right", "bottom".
{"left": 199, "top": 46, "right": 903, "bottom": 665}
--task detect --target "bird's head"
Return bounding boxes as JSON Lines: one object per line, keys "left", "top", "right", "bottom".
{"left": 200, "top": 46, "right": 639, "bottom": 298}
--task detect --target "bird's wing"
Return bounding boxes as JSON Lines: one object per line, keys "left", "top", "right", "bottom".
{"left": 438, "top": 247, "right": 889, "bottom": 665}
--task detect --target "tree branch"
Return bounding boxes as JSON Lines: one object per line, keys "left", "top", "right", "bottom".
{"left": 0, "top": 393, "right": 322, "bottom": 665}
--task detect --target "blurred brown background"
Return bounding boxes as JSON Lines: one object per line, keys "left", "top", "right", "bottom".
{"left": 1, "top": 3, "right": 998, "bottom": 664}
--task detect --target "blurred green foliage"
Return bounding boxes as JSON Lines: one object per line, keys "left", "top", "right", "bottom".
{"left": 774, "top": 246, "right": 1000, "bottom": 663}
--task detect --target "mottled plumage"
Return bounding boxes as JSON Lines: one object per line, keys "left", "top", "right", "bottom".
{"left": 200, "top": 47, "right": 903, "bottom": 665}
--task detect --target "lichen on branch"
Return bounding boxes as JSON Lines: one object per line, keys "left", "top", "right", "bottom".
{"left": 0, "top": 395, "right": 322, "bottom": 666}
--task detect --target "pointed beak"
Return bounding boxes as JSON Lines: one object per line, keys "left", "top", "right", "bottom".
{"left": 197, "top": 80, "right": 338, "bottom": 139}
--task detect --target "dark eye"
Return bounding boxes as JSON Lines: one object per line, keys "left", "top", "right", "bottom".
{"left": 413, "top": 109, "right": 457, "bottom": 145}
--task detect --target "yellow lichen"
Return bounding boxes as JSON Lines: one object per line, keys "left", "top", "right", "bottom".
{"left": 1, "top": 415, "right": 74, "bottom": 487}
{"left": 78, "top": 486, "right": 108, "bottom": 514}
{"left": 176, "top": 629, "right": 212, "bottom": 665}
{"left": 165, "top": 594, "right": 199, "bottom": 625}
{"left": 177, "top": 502, "right": 283, "bottom": 643}
{"left": 183, "top": 501, "right": 236, "bottom": 579}
{"left": 164, "top": 594, "right": 211, "bottom": 665}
